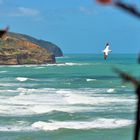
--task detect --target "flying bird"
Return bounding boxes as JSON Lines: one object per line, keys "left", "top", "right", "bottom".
{"left": 102, "top": 43, "right": 112, "bottom": 60}
{"left": 0, "top": 26, "right": 9, "bottom": 38}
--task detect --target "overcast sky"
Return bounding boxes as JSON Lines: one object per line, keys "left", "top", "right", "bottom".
{"left": 0, "top": 0, "right": 140, "bottom": 54}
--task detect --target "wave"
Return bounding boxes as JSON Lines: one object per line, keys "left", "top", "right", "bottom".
{"left": 0, "top": 71, "right": 7, "bottom": 73}
{"left": 0, "top": 83, "right": 18, "bottom": 87}
{"left": 86, "top": 79, "right": 97, "bottom": 82}
{"left": 0, "top": 125, "right": 33, "bottom": 132}
{"left": 62, "top": 93, "right": 127, "bottom": 105}
{"left": 65, "top": 63, "right": 84, "bottom": 66}
{"left": 107, "top": 88, "right": 115, "bottom": 93}
{"left": 56, "top": 56, "right": 69, "bottom": 59}
{"left": 32, "top": 118, "right": 134, "bottom": 131}
{"left": 16, "top": 77, "right": 29, "bottom": 82}
{"left": 121, "top": 85, "right": 126, "bottom": 88}
{"left": 30, "top": 105, "right": 94, "bottom": 114}
{"left": 34, "top": 67, "right": 45, "bottom": 69}
{"left": 58, "top": 89, "right": 134, "bottom": 105}
{"left": 0, "top": 88, "right": 135, "bottom": 116}
{"left": 16, "top": 87, "right": 117, "bottom": 95}
{"left": 56, "top": 88, "right": 115, "bottom": 94}
{"left": 0, "top": 118, "right": 133, "bottom": 132}
{"left": 0, "top": 121, "right": 33, "bottom": 132}
{"left": 46, "top": 62, "right": 86, "bottom": 66}
{"left": 16, "top": 77, "right": 37, "bottom": 82}
{"left": 0, "top": 87, "right": 114, "bottom": 95}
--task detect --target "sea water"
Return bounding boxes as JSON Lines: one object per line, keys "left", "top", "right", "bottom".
{"left": 0, "top": 54, "right": 139, "bottom": 140}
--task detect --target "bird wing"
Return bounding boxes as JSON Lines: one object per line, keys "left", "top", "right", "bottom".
{"left": 105, "top": 45, "right": 109, "bottom": 50}
{"left": 105, "top": 43, "right": 109, "bottom": 49}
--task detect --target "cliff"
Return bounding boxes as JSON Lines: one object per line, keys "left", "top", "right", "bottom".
{"left": 8, "top": 32, "right": 63, "bottom": 57}
{"left": 0, "top": 32, "right": 63, "bottom": 65}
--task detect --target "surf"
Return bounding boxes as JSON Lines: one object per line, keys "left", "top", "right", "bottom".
{"left": 32, "top": 118, "right": 134, "bottom": 131}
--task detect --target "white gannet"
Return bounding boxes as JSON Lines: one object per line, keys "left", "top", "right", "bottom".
{"left": 102, "top": 43, "right": 112, "bottom": 60}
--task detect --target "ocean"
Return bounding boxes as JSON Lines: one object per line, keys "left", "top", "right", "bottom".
{"left": 0, "top": 54, "right": 139, "bottom": 140}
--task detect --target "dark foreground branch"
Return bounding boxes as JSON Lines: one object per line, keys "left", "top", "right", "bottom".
{"left": 114, "top": 1, "right": 140, "bottom": 18}
{"left": 113, "top": 68, "right": 140, "bottom": 140}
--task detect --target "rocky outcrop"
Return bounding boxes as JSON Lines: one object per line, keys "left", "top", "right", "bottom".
{"left": 0, "top": 33, "right": 58, "bottom": 65}
{"left": 36, "top": 40, "right": 63, "bottom": 57}
{"left": 8, "top": 32, "right": 63, "bottom": 57}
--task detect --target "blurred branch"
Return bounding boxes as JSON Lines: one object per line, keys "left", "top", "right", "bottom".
{"left": 97, "top": 0, "right": 140, "bottom": 19}
{"left": 97, "top": 1, "right": 140, "bottom": 140}
{"left": 114, "top": 1, "right": 140, "bottom": 18}
{"left": 113, "top": 67, "right": 140, "bottom": 140}
{"left": 113, "top": 67, "right": 139, "bottom": 88}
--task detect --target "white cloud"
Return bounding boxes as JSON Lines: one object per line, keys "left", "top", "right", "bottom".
{"left": 17, "top": 7, "right": 40, "bottom": 17}
{"left": 79, "top": 6, "right": 98, "bottom": 15}
{"left": 79, "top": 6, "right": 91, "bottom": 14}
{"left": 9, "top": 7, "right": 40, "bottom": 17}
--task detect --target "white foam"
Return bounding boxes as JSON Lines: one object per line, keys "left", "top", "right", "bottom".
{"left": 0, "top": 88, "right": 135, "bottom": 116}
{"left": 107, "top": 89, "right": 115, "bottom": 93}
{"left": 0, "top": 89, "right": 17, "bottom": 93}
{"left": 56, "top": 56, "right": 69, "bottom": 59}
{"left": 16, "top": 77, "right": 28, "bottom": 82}
{"left": 0, "top": 126, "right": 31, "bottom": 132}
{"left": 0, "top": 120, "right": 35, "bottom": 132}
{"left": 0, "top": 123, "right": 34, "bottom": 132}
{"left": 0, "top": 71, "right": 7, "bottom": 73}
{"left": 16, "top": 77, "right": 37, "bottom": 82}
{"left": 60, "top": 91, "right": 133, "bottom": 105}
{"left": 30, "top": 105, "right": 93, "bottom": 114}
{"left": 121, "top": 86, "right": 126, "bottom": 88}
{"left": 0, "top": 104, "right": 34, "bottom": 115}
{"left": 0, "top": 83, "right": 18, "bottom": 87}
{"left": 35, "top": 67, "right": 44, "bottom": 69}
{"left": 86, "top": 79, "right": 97, "bottom": 82}
{"left": 65, "top": 63, "right": 83, "bottom": 66}
{"left": 46, "top": 63, "right": 86, "bottom": 67}
{"left": 32, "top": 118, "right": 134, "bottom": 131}
{"left": 17, "top": 87, "right": 38, "bottom": 93}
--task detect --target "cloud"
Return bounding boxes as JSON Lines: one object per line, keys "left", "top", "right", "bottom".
{"left": 17, "top": 7, "right": 40, "bottom": 16}
{"left": 78, "top": 6, "right": 98, "bottom": 15}
{"left": 9, "top": 7, "right": 40, "bottom": 17}
{"left": 79, "top": 6, "right": 91, "bottom": 14}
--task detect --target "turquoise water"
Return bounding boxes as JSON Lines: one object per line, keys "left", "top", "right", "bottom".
{"left": 0, "top": 54, "right": 139, "bottom": 140}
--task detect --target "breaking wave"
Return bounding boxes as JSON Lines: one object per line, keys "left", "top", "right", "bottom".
{"left": 32, "top": 118, "right": 134, "bottom": 131}
{"left": 16, "top": 77, "right": 37, "bottom": 82}
{"left": 86, "top": 79, "right": 97, "bottom": 82}
{"left": 46, "top": 63, "right": 87, "bottom": 66}
{"left": 0, "top": 88, "right": 135, "bottom": 116}
{"left": 16, "top": 77, "right": 29, "bottom": 82}
{"left": 0, "top": 118, "right": 133, "bottom": 132}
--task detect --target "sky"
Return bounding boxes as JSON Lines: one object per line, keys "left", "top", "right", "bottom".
{"left": 0, "top": 0, "right": 140, "bottom": 54}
